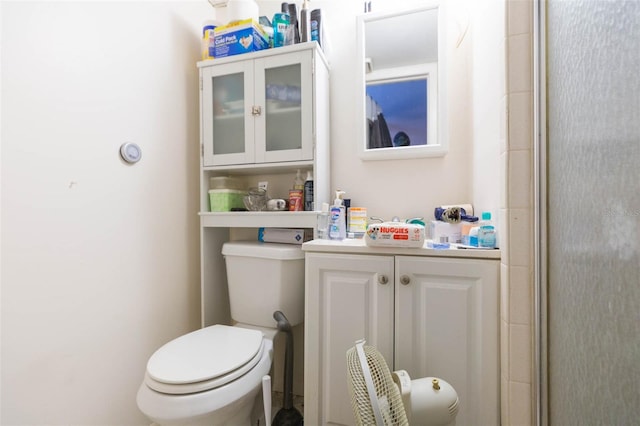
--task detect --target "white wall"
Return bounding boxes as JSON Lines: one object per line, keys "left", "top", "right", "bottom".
{"left": 1, "top": 1, "right": 210, "bottom": 423}
{"left": 258, "top": 0, "right": 476, "bottom": 221}
{"left": 469, "top": 0, "right": 504, "bottom": 229}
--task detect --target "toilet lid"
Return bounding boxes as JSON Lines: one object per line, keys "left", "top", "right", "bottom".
{"left": 146, "top": 325, "right": 264, "bottom": 392}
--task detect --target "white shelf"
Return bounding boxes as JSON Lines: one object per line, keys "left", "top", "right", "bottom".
{"left": 197, "top": 42, "right": 327, "bottom": 69}
{"left": 203, "top": 160, "right": 314, "bottom": 174}
{"left": 199, "top": 211, "right": 318, "bottom": 228}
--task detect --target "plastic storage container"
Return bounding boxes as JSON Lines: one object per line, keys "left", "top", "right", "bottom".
{"left": 209, "top": 189, "right": 246, "bottom": 211}
{"left": 209, "top": 176, "right": 243, "bottom": 190}
{"left": 208, "top": 176, "right": 245, "bottom": 211}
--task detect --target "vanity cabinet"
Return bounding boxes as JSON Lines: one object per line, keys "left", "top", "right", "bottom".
{"left": 200, "top": 43, "right": 326, "bottom": 168}
{"left": 304, "top": 244, "right": 499, "bottom": 426}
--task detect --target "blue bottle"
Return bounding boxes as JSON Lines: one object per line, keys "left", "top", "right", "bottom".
{"left": 272, "top": 13, "right": 290, "bottom": 47}
{"left": 478, "top": 212, "right": 496, "bottom": 248}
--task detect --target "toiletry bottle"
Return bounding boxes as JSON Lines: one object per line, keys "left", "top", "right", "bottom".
{"left": 201, "top": 21, "right": 216, "bottom": 60}
{"left": 272, "top": 12, "right": 290, "bottom": 47}
{"left": 303, "top": 170, "right": 314, "bottom": 211}
{"left": 478, "top": 211, "right": 496, "bottom": 248}
{"left": 294, "top": 169, "right": 304, "bottom": 190}
{"left": 317, "top": 202, "right": 330, "bottom": 239}
{"left": 343, "top": 198, "right": 351, "bottom": 233}
{"left": 329, "top": 190, "right": 346, "bottom": 240}
{"left": 287, "top": 3, "right": 300, "bottom": 44}
{"left": 289, "top": 170, "right": 304, "bottom": 211}
{"left": 310, "top": 9, "right": 322, "bottom": 47}
{"left": 300, "top": 0, "right": 311, "bottom": 42}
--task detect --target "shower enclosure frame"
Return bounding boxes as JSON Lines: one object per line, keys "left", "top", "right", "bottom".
{"left": 533, "top": 0, "right": 547, "bottom": 425}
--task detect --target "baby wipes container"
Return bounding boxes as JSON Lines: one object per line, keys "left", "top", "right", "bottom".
{"left": 365, "top": 222, "right": 425, "bottom": 248}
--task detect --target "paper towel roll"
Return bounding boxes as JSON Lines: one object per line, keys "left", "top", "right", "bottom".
{"left": 226, "top": 0, "right": 259, "bottom": 23}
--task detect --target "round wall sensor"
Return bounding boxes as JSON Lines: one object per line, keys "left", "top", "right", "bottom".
{"left": 120, "top": 142, "right": 142, "bottom": 164}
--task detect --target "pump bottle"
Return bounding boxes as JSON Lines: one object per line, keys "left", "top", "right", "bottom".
{"left": 329, "top": 190, "right": 346, "bottom": 240}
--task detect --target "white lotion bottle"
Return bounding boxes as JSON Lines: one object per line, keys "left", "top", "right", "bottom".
{"left": 329, "top": 190, "right": 346, "bottom": 240}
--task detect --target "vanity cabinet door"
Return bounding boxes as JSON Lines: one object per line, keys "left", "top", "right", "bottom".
{"left": 394, "top": 256, "right": 500, "bottom": 426}
{"left": 305, "top": 253, "right": 394, "bottom": 426}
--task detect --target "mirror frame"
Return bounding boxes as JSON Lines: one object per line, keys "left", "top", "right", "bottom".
{"left": 355, "top": 3, "right": 448, "bottom": 161}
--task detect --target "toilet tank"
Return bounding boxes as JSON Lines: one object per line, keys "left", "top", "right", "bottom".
{"left": 222, "top": 241, "right": 305, "bottom": 328}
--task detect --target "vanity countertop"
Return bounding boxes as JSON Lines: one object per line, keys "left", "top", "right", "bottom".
{"left": 302, "top": 238, "right": 501, "bottom": 260}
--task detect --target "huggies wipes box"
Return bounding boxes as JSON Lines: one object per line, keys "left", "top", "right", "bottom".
{"left": 365, "top": 222, "right": 425, "bottom": 248}
{"left": 214, "top": 19, "right": 269, "bottom": 58}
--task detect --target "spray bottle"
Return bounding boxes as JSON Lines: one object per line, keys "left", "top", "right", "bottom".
{"left": 329, "top": 190, "right": 346, "bottom": 240}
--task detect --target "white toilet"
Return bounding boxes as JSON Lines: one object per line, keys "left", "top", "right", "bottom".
{"left": 137, "top": 241, "right": 305, "bottom": 426}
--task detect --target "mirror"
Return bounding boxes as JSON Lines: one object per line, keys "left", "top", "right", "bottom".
{"left": 356, "top": 3, "right": 448, "bottom": 160}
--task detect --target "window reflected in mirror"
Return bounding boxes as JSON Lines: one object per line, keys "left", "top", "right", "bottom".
{"left": 356, "top": 3, "right": 447, "bottom": 160}
{"left": 365, "top": 77, "right": 428, "bottom": 149}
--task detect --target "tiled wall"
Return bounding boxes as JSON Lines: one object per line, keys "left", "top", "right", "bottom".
{"left": 501, "top": 1, "right": 534, "bottom": 425}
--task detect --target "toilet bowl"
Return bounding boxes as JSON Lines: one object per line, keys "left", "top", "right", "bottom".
{"left": 137, "top": 325, "right": 275, "bottom": 425}
{"left": 137, "top": 242, "right": 305, "bottom": 426}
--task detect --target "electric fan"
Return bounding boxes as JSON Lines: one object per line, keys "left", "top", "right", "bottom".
{"left": 346, "top": 340, "right": 459, "bottom": 426}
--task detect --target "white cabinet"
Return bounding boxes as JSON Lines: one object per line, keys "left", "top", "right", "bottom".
{"left": 197, "top": 43, "right": 330, "bottom": 328}
{"left": 304, "top": 249, "right": 499, "bottom": 426}
{"left": 200, "top": 44, "right": 325, "bottom": 168}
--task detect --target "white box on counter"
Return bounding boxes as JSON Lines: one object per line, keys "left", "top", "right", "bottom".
{"left": 430, "top": 220, "right": 462, "bottom": 244}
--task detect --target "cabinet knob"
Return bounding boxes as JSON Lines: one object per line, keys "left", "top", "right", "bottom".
{"left": 378, "top": 275, "right": 389, "bottom": 285}
{"left": 251, "top": 105, "right": 262, "bottom": 116}
{"left": 400, "top": 275, "right": 411, "bottom": 285}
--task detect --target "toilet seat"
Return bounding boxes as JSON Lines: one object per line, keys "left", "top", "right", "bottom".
{"left": 144, "top": 325, "right": 264, "bottom": 395}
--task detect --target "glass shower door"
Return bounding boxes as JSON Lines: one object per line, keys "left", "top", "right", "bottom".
{"left": 544, "top": 1, "right": 640, "bottom": 424}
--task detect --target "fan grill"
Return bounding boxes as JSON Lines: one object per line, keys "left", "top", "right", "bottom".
{"left": 346, "top": 344, "right": 409, "bottom": 426}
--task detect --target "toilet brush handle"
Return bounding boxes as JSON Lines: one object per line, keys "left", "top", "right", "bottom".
{"left": 262, "top": 375, "right": 272, "bottom": 426}
{"left": 273, "top": 311, "right": 291, "bottom": 333}
{"left": 273, "top": 311, "right": 294, "bottom": 410}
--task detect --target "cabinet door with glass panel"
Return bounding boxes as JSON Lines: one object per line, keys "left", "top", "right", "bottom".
{"left": 201, "top": 49, "right": 314, "bottom": 167}
{"left": 201, "top": 60, "right": 254, "bottom": 166}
